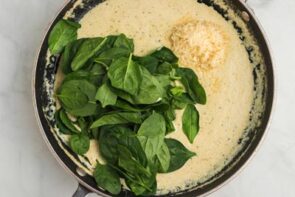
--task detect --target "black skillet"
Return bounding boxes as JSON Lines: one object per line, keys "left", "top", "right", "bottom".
{"left": 33, "top": 0, "right": 275, "bottom": 196}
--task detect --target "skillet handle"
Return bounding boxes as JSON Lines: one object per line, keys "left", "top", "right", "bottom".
{"left": 72, "top": 184, "right": 91, "bottom": 197}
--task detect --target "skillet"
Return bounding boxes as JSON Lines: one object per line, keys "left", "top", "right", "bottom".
{"left": 33, "top": 0, "right": 275, "bottom": 196}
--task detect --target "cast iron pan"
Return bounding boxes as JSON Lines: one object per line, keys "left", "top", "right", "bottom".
{"left": 32, "top": 0, "right": 275, "bottom": 196}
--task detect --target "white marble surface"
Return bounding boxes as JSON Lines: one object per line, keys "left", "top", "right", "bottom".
{"left": 0, "top": 0, "right": 294, "bottom": 196}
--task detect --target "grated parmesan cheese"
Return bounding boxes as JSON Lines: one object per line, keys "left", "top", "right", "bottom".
{"left": 170, "top": 20, "right": 229, "bottom": 71}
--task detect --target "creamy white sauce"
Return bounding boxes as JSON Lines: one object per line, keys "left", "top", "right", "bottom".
{"left": 54, "top": 0, "right": 258, "bottom": 194}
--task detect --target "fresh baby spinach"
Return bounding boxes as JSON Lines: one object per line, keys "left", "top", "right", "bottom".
{"left": 48, "top": 19, "right": 81, "bottom": 55}
{"left": 177, "top": 67, "right": 207, "bottom": 105}
{"left": 131, "top": 67, "right": 164, "bottom": 104}
{"left": 59, "top": 38, "right": 86, "bottom": 74}
{"left": 69, "top": 133, "right": 90, "bottom": 155}
{"left": 156, "top": 142, "right": 171, "bottom": 173}
{"left": 133, "top": 55, "right": 159, "bottom": 74}
{"left": 90, "top": 112, "right": 142, "bottom": 129}
{"left": 59, "top": 109, "right": 79, "bottom": 133}
{"left": 50, "top": 20, "right": 207, "bottom": 196}
{"left": 55, "top": 110, "right": 71, "bottom": 135}
{"left": 93, "top": 162, "right": 121, "bottom": 195}
{"left": 113, "top": 33, "right": 134, "bottom": 52}
{"left": 151, "top": 47, "right": 178, "bottom": 64}
{"left": 165, "top": 138, "right": 196, "bottom": 172}
{"left": 95, "top": 47, "right": 130, "bottom": 66}
{"left": 71, "top": 37, "right": 108, "bottom": 71}
{"left": 57, "top": 79, "right": 96, "bottom": 110}
{"left": 182, "top": 104, "right": 200, "bottom": 143}
{"left": 108, "top": 54, "right": 142, "bottom": 95}
{"left": 137, "top": 113, "right": 166, "bottom": 162}
{"left": 95, "top": 83, "right": 117, "bottom": 108}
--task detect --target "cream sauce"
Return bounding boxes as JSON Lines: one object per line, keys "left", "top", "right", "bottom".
{"left": 58, "top": 0, "right": 255, "bottom": 194}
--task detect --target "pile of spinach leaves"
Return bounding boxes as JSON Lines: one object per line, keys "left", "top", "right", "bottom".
{"left": 49, "top": 19, "right": 206, "bottom": 196}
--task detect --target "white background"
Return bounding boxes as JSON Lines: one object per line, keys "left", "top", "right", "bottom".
{"left": 0, "top": 0, "right": 294, "bottom": 196}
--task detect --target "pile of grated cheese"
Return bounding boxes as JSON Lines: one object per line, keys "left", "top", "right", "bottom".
{"left": 170, "top": 20, "right": 229, "bottom": 71}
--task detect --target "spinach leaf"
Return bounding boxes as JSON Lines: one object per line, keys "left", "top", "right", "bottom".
{"left": 95, "top": 83, "right": 117, "bottom": 108}
{"left": 148, "top": 99, "right": 170, "bottom": 112}
{"left": 133, "top": 55, "right": 159, "bottom": 74}
{"left": 93, "top": 162, "right": 121, "bottom": 195}
{"left": 69, "top": 103, "right": 99, "bottom": 117}
{"left": 71, "top": 37, "right": 108, "bottom": 71}
{"left": 114, "top": 33, "right": 134, "bottom": 52}
{"left": 58, "top": 79, "right": 98, "bottom": 117}
{"left": 177, "top": 67, "right": 207, "bottom": 104}
{"left": 132, "top": 67, "right": 163, "bottom": 104}
{"left": 155, "top": 74, "right": 171, "bottom": 89}
{"left": 58, "top": 86, "right": 88, "bottom": 110}
{"left": 182, "top": 104, "right": 200, "bottom": 144}
{"left": 90, "top": 63, "right": 106, "bottom": 75}
{"left": 156, "top": 142, "right": 170, "bottom": 173}
{"left": 99, "top": 126, "right": 147, "bottom": 165}
{"left": 165, "top": 118, "right": 175, "bottom": 134}
{"left": 69, "top": 134, "right": 90, "bottom": 155}
{"left": 151, "top": 47, "right": 178, "bottom": 63}
{"left": 111, "top": 67, "right": 164, "bottom": 105}
{"left": 91, "top": 112, "right": 142, "bottom": 129}
{"left": 63, "top": 67, "right": 105, "bottom": 86}
{"left": 113, "top": 99, "right": 143, "bottom": 112}
{"left": 118, "top": 145, "right": 156, "bottom": 195}
{"left": 118, "top": 145, "right": 151, "bottom": 177}
{"left": 59, "top": 38, "right": 85, "bottom": 74}
{"left": 120, "top": 136, "right": 148, "bottom": 167}
{"left": 77, "top": 117, "right": 88, "bottom": 133}
{"left": 170, "top": 86, "right": 185, "bottom": 96}
{"left": 156, "top": 62, "right": 173, "bottom": 75}
{"left": 48, "top": 19, "right": 81, "bottom": 55}
{"left": 169, "top": 68, "right": 181, "bottom": 80}
{"left": 165, "top": 138, "right": 196, "bottom": 172}
{"left": 137, "top": 113, "right": 166, "bottom": 161}
{"left": 108, "top": 55, "right": 142, "bottom": 95}
{"left": 55, "top": 110, "right": 71, "bottom": 134}
{"left": 161, "top": 107, "right": 176, "bottom": 134}
{"left": 99, "top": 126, "right": 125, "bottom": 163}
{"left": 94, "top": 47, "right": 130, "bottom": 66}
{"left": 59, "top": 109, "right": 79, "bottom": 133}
{"left": 89, "top": 63, "right": 107, "bottom": 85}
{"left": 172, "top": 93, "right": 194, "bottom": 109}
{"left": 104, "top": 35, "right": 118, "bottom": 48}
{"left": 126, "top": 178, "right": 157, "bottom": 196}
{"left": 109, "top": 88, "right": 135, "bottom": 104}
{"left": 58, "top": 79, "right": 97, "bottom": 109}
{"left": 63, "top": 70, "right": 91, "bottom": 82}
{"left": 164, "top": 107, "right": 176, "bottom": 121}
